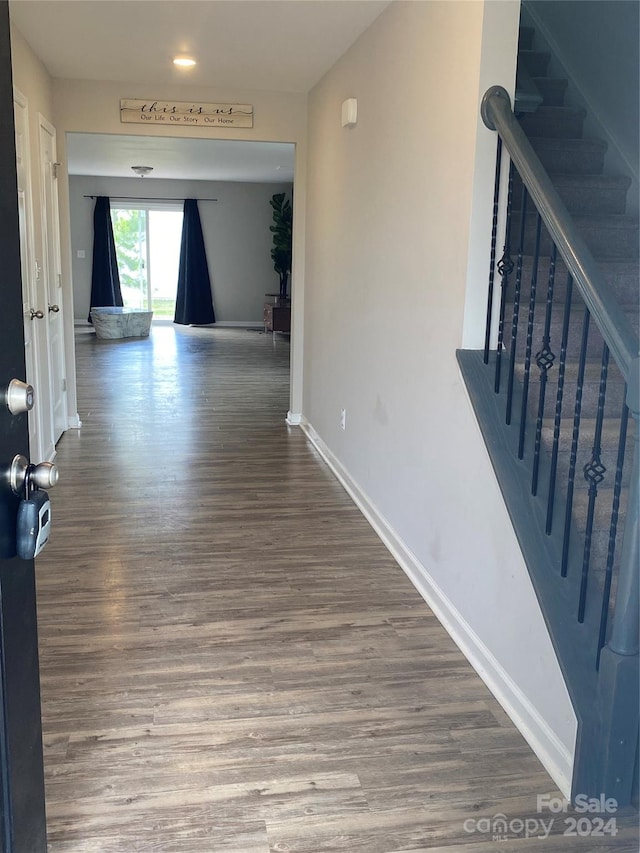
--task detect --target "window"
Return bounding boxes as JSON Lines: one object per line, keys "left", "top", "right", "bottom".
{"left": 111, "top": 203, "right": 183, "bottom": 319}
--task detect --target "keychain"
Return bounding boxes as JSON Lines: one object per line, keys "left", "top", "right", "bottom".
{"left": 16, "top": 464, "right": 52, "bottom": 560}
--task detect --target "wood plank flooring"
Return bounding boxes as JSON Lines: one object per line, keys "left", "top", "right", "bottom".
{"left": 37, "top": 325, "right": 638, "bottom": 851}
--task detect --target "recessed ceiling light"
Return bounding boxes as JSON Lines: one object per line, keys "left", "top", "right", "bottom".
{"left": 173, "top": 57, "right": 196, "bottom": 68}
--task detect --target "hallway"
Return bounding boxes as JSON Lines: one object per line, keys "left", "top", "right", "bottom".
{"left": 36, "top": 326, "right": 636, "bottom": 851}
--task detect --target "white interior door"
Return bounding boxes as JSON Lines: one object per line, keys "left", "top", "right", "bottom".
{"left": 39, "top": 114, "right": 67, "bottom": 444}
{"left": 14, "top": 90, "right": 55, "bottom": 462}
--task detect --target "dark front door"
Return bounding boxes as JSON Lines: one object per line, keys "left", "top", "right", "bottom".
{"left": 0, "top": 2, "right": 47, "bottom": 849}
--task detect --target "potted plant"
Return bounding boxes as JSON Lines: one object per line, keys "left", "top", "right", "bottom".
{"left": 269, "top": 192, "right": 292, "bottom": 302}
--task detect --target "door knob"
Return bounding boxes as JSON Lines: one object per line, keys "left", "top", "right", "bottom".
{"left": 4, "top": 379, "right": 35, "bottom": 415}
{"left": 8, "top": 455, "right": 59, "bottom": 496}
{"left": 48, "top": 304, "right": 60, "bottom": 313}
{"left": 29, "top": 308, "right": 44, "bottom": 320}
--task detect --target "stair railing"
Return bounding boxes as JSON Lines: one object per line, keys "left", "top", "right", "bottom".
{"left": 479, "top": 85, "right": 639, "bottom": 805}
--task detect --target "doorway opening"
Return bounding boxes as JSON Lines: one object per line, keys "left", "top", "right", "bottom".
{"left": 111, "top": 203, "right": 183, "bottom": 320}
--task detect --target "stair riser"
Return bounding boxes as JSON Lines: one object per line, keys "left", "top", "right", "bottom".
{"left": 532, "top": 78, "right": 567, "bottom": 107}
{"left": 520, "top": 50, "right": 551, "bottom": 77}
{"left": 519, "top": 26, "right": 534, "bottom": 51}
{"left": 529, "top": 140, "right": 606, "bottom": 175}
{"left": 519, "top": 110, "right": 585, "bottom": 140}
{"left": 571, "top": 493, "right": 629, "bottom": 545}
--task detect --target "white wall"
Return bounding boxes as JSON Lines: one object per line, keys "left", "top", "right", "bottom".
{"left": 69, "top": 175, "right": 292, "bottom": 323}
{"left": 303, "top": 0, "right": 576, "bottom": 795}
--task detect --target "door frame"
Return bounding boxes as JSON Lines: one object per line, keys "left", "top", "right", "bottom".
{"left": 14, "top": 87, "right": 56, "bottom": 464}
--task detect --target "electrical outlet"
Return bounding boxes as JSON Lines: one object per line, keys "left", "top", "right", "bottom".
{"left": 340, "top": 408, "right": 346, "bottom": 431}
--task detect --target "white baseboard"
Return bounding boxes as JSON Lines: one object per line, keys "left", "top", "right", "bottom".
{"left": 299, "top": 417, "right": 573, "bottom": 798}
{"left": 75, "top": 319, "right": 264, "bottom": 329}
{"left": 214, "top": 320, "right": 263, "bottom": 328}
{"left": 67, "top": 413, "right": 82, "bottom": 429}
{"left": 286, "top": 411, "right": 304, "bottom": 426}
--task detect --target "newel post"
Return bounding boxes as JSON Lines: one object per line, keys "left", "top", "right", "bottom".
{"left": 590, "top": 356, "right": 639, "bottom": 804}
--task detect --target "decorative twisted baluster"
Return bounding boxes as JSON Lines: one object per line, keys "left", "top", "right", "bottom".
{"left": 546, "top": 273, "right": 573, "bottom": 534}
{"left": 561, "top": 310, "right": 590, "bottom": 577}
{"left": 532, "top": 245, "right": 557, "bottom": 495}
{"left": 506, "top": 187, "right": 528, "bottom": 426}
{"left": 484, "top": 137, "right": 503, "bottom": 364}
{"left": 578, "top": 343, "right": 610, "bottom": 623}
{"left": 494, "top": 163, "right": 515, "bottom": 394}
{"left": 597, "top": 398, "right": 630, "bottom": 668}
{"left": 518, "top": 213, "right": 542, "bottom": 459}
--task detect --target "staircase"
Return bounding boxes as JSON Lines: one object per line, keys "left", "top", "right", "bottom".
{"left": 458, "top": 19, "right": 639, "bottom": 805}
{"left": 513, "top": 24, "right": 639, "bottom": 599}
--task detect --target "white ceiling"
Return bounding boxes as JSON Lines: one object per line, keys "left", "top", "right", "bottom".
{"left": 9, "top": 0, "right": 390, "bottom": 93}
{"left": 66, "top": 133, "right": 296, "bottom": 182}
{"left": 10, "top": 0, "right": 390, "bottom": 182}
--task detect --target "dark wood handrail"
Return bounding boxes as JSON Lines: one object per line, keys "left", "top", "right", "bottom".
{"left": 481, "top": 86, "right": 639, "bottom": 390}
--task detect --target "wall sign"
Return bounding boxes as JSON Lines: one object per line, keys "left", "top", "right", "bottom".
{"left": 120, "top": 99, "right": 254, "bottom": 128}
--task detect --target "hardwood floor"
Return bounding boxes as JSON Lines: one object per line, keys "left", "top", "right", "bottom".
{"left": 37, "top": 325, "right": 638, "bottom": 851}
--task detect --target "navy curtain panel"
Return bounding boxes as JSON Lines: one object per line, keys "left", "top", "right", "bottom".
{"left": 174, "top": 199, "right": 215, "bottom": 325}
{"left": 88, "top": 196, "right": 123, "bottom": 322}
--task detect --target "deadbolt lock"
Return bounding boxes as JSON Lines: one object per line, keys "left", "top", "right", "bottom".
{"left": 4, "top": 379, "right": 35, "bottom": 415}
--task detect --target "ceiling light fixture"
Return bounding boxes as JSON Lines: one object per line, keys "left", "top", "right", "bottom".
{"left": 173, "top": 57, "right": 196, "bottom": 68}
{"left": 131, "top": 165, "right": 153, "bottom": 178}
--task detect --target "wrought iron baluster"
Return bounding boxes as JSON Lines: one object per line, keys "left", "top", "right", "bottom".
{"left": 532, "top": 245, "right": 557, "bottom": 494}
{"left": 506, "top": 184, "right": 528, "bottom": 426}
{"left": 561, "top": 309, "right": 590, "bottom": 578}
{"left": 494, "top": 163, "right": 515, "bottom": 394}
{"left": 578, "top": 343, "right": 610, "bottom": 623}
{"left": 484, "top": 137, "right": 503, "bottom": 364}
{"left": 518, "top": 213, "right": 542, "bottom": 459}
{"left": 597, "top": 398, "right": 630, "bottom": 668}
{"left": 546, "top": 273, "right": 573, "bottom": 534}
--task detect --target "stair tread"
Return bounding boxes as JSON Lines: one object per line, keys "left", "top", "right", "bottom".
{"left": 530, "top": 78, "right": 569, "bottom": 108}
{"left": 519, "top": 25, "right": 535, "bottom": 47}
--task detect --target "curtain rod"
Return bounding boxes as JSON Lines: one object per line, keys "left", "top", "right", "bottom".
{"left": 84, "top": 195, "right": 218, "bottom": 202}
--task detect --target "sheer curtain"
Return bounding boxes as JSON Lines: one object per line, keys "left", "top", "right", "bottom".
{"left": 88, "top": 196, "right": 123, "bottom": 322}
{"left": 174, "top": 199, "right": 215, "bottom": 325}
